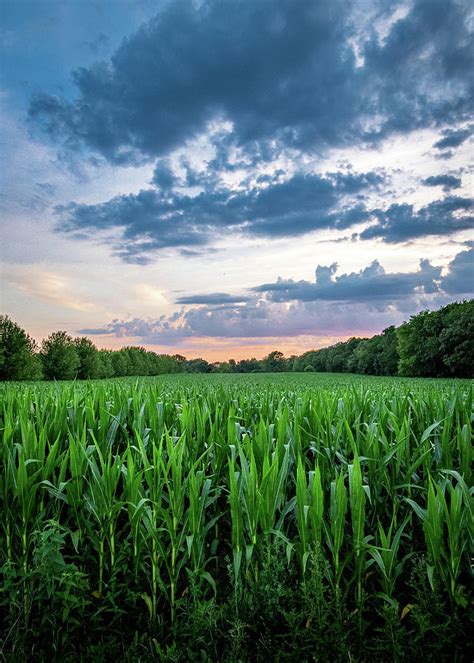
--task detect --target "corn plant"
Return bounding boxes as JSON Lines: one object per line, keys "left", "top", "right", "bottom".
{"left": 348, "top": 452, "right": 367, "bottom": 605}
{"left": 327, "top": 470, "right": 348, "bottom": 590}
{"left": 367, "top": 516, "right": 411, "bottom": 602}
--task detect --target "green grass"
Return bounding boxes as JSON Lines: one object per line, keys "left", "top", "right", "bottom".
{"left": 1, "top": 373, "right": 472, "bottom": 661}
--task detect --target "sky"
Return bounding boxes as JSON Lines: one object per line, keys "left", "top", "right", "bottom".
{"left": 1, "top": 0, "right": 473, "bottom": 361}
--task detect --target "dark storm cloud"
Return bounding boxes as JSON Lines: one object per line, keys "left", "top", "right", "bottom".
{"left": 441, "top": 245, "right": 474, "bottom": 294}
{"left": 56, "top": 189, "right": 213, "bottom": 263}
{"left": 151, "top": 160, "right": 176, "bottom": 190}
{"left": 253, "top": 258, "right": 442, "bottom": 302}
{"left": 57, "top": 166, "right": 472, "bottom": 259}
{"left": 359, "top": 196, "right": 473, "bottom": 243}
{"left": 423, "top": 175, "right": 462, "bottom": 191}
{"left": 433, "top": 127, "right": 472, "bottom": 150}
{"left": 240, "top": 171, "right": 379, "bottom": 237}
{"left": 175, "top": 292, "right": 251, "bottom": 305}
{"left": 29, "top": 0, "right": 474, "bottom": 165}
{"left": 56, "top": 170, "right": 384, "bottom": 259}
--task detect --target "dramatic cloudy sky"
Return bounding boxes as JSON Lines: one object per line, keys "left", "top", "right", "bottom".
{"left": 1, "top": 0, "right": 473, "bottom": 360}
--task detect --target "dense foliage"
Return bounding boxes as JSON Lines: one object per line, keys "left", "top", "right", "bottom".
{"left": 1, "top": 300, "right": 473, "bottom": 380}
{"left": 397, "top": 301, "right": 474, "bottom": 378}
{"left": 0, "top": 316, "right": 42, "bottom": 381}
{"left": 0, "top": 373, "right": 472, "bottom": 661}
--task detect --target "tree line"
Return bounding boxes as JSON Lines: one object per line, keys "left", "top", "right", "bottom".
{"left": 0, "top": 300, "right": 472, "bottom": 380}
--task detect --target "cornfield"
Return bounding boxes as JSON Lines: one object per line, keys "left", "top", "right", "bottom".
{"left": 0, "top": 373, "right": 472, "bottom": 660}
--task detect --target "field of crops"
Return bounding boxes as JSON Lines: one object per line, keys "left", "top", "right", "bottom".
{"left": 1, "top": 373, "right": 472, "bottom": 661}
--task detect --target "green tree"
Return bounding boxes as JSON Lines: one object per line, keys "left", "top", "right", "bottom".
{"left": 237, "top": 357, "right": 261, "bottom": 372}
{"left": 263, "top": 350, "right": 285, "bottom": 372}
{"left": 397, "top": 301, "right": 473, "bottom": 377}
{"left": 41, "top": 331, "right": 80, "bottom": 380}
{"left": 438, "top": 301, "right": 474, "bottom": 377}
{"left": 98, "top": 350, "right": 115, "bottom": 378}
{"left": 325, "top": 338, "right": 362, "bottom": 373}
{"left": 184, "top": 358, "right": 212, "bottom": 373}
{"left": 214, "top": 361, "right": 232, "bottom": 373}
{"left": 377, "top": 326, "right": 399, "bottom": 375}
{"left": 173, "top": 354, "right": 187, "bottom": 370}
{"left": 111, "top": 349, "right": 131, "bottom": 377}
{"left": 348, "top": 337, "right": 379, "bottom": 375}
{"left": 74, "top": 337, "right": 100, "bottom": 379}
{"left": 123, "top": 346, "right": 149, "bottom": 375}
{"left": 0, "top": 315, "right": 42, "bottom": 380}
